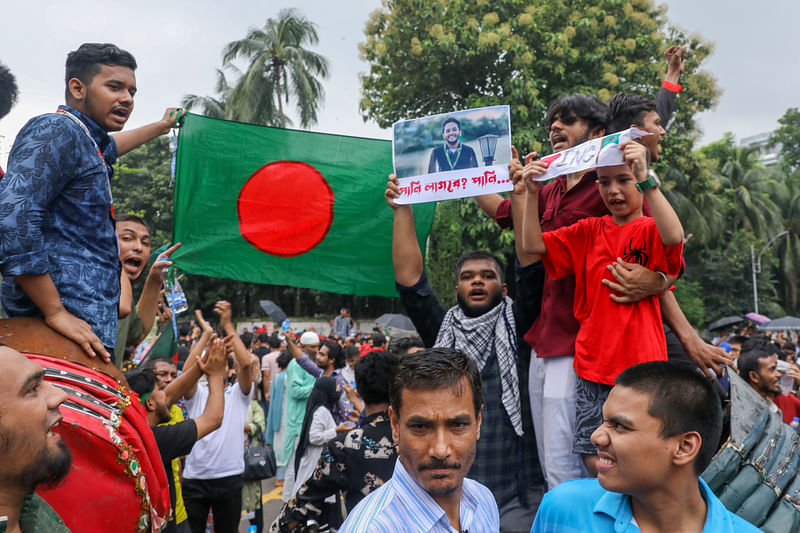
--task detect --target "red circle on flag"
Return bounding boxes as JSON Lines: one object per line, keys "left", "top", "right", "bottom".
{"left": 237, "top": 161, "right": 334, "bottom": 257}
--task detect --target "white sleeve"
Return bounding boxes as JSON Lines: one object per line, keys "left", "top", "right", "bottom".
{"left": 309, "top": 407, "right": 337, "bottom": 446}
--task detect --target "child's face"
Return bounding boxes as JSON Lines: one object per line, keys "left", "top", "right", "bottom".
{"left": 596, "top": 164, "right": 643, "bottom": 224}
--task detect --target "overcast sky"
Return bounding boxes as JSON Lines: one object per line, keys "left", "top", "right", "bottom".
{"left": 2, "top": 0, "right": 798, "bottom": 166}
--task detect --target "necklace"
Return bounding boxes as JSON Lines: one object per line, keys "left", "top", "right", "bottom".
{"left": 444, "top": 143, "right": 462, "bottom": 170}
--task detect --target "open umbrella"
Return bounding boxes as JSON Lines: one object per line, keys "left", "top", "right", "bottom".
{"left": 259, "top": 300, "right": 288, "bottom": 326}
{"left": 707, "top": 315, "right": 745, "bottom": 331}
{"left": 745, "top": 312, "right": 771, "bottom": 325}
{"left": 758, "top": 316, "right": 800, "bottom": 332}
{"left": 375, "top": 313, "right": 415, "bottom": 331}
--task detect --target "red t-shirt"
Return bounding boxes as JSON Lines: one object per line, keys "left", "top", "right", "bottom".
{"left": 774, "top": 393, "right": 800, "bottom": 424}
{"left": 541, "top": 215, "right": 683, "bottom": 385}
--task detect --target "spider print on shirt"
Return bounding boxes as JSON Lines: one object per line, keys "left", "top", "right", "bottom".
{"left": 622, "top": 238, "right": 649, "bottom": 266}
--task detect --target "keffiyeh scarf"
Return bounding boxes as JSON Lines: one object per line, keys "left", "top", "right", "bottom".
{"left": 435, "top": 296, "right": 522, "bottom": 436}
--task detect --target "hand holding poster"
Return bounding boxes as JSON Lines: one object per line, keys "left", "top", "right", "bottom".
{"left": 530, "top": 127, "right": 651, "bottom": 181}
{"left": 392, "top": 106, "right": 513, "bottom": 204}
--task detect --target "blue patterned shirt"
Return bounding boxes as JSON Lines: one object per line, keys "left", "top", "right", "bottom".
{"left": 0, "top": 105, "right": 120, "bottom": 348}
{"left": 340, "top": 459, "right": 499, "bottom": 533}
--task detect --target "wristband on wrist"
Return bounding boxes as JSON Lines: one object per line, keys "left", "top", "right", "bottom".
{"left": 656, "top": 271, "right": 670, "bottom": 296}
{"left": 662, "top": 80, "right": 682, "bottom": 93}
{"left": 635, "top": 174, "right": 660, "bottom": 193}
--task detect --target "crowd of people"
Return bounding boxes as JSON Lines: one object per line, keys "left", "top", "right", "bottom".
{"left": 0, "top": 39, "right": 794, "bottom": 533}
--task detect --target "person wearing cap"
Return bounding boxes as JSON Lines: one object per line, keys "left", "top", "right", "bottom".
{"left": 281, "top": 331, "right": 320, "bottom": 501}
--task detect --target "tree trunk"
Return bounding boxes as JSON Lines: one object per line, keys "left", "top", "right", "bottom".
{"left": 273, "top": 62, "right": 285, "bottom": 128}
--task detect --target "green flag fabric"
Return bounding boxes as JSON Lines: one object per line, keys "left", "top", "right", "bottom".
{"left": 171, "top": 113, "right": 435, "bottom": 297}
{"left": 145, "top": 324, "right": 178, "bottom": 361}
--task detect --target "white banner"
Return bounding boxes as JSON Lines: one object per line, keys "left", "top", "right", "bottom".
{"left": 531, "top": 128, "right": 651, "bottom": 181}
{"left": 394, "top": 165, "right": 511, "bottom": 205}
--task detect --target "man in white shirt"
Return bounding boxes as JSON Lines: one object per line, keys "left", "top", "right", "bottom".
{"left": 180, "top": 301, "right": 253, "bottom": 533}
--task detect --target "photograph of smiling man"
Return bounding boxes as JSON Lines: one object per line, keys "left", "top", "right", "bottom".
{"left": 0, "top": 43, "right": 180, "bottom": 365}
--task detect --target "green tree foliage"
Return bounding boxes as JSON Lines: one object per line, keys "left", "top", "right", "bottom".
{"left": 361, "top": 0, "right": 718, "bottom": 154}
{"left": 771, "top": 107, "right": 800, "bottom": 172}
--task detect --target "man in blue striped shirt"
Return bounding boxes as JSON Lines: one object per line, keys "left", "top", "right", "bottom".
{"left": 340, "top": 348, "right": 499, "bottom": 532}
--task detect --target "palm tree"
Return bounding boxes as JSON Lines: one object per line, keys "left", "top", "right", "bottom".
{"left": 773, "top": 170, "right": 800, "bottom": 311}
{"left": 181, "top": 69, "right": 236, "bottom": 119}
{"left": 661, "top": 166, "right": 726, "bottom": 247}
{"left": 222, "top": 8, "right": 329, "bottom": 128}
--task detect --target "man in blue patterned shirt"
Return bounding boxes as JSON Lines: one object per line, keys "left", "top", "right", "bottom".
{"left": 0, "top": 43, "right": 179, "bottom": 363}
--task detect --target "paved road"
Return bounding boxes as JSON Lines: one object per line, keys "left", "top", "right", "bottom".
{"left": 237, "top": 477, "right": 285, "bottom": 532}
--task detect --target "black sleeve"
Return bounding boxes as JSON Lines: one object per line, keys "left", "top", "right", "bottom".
{"left": 152, "top": 419, "right": 198, "bottom": 462}
{"left": 513, "top": 259, "right": 545, "bottom": 336}
{"left": 655, "top": 86, "right": 678, "bottom": 129}
{"left": 396, "top": 270, "right": 447, "bottom": 347}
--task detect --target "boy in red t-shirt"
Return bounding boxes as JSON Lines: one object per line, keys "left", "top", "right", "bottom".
{"left": 513, "top": 140, "right": 683, "bottom": 472}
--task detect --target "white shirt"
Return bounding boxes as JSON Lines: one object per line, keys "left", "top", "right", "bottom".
{"left": 183, "top": 381, "right": 253, "bottom": 479}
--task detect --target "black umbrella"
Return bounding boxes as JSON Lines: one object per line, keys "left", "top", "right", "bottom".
{"left": 707, "top": 315, "right": 745, "bottom": 331}
{"left": 259, "top": 300, "right": 288, "bottom": 325}
{"left": 375, "top": 313, "right": 415, "bottom": 331}
{"left": 758, "top": 316, "right": 800, "bottom": 332}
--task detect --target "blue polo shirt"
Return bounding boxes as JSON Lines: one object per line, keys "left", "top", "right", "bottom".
{"left": 531, "top": 477, "right": 760, "bottom": 533}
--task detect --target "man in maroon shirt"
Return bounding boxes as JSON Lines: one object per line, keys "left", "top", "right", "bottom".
{"left": 475, "top": 46, "right": 733, "bottom": 487}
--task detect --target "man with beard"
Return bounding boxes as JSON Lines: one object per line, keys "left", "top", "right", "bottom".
{"left": 0, "top": 344, "right": 72, "bottom": 533}
{"left": 125, "top": 335, "right": 227, "bottom": 533}
{"left": 427, "top": 117, "right": 479, "bottom": 173}
{"left": 385, "top": 178, "right": 545, "bottom": 532}
{"left": 340, "top": 348, "right": 498, "bottom": 532}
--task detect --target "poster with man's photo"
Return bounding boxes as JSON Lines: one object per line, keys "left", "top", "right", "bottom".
{"left": 392, "top": 106, "right": 512, "bottom": 205}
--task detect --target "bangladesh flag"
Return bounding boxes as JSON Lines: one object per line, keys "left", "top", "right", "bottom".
{"left": 171, "top": 113, "right": 435, "bottom": 297}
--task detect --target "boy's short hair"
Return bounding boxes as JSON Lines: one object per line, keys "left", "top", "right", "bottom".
{"left": 454, "top": 250, "right": 505, "bottom": 283}
{"left": 355, "top": 350, "right": 400, "bottom": 405}
{"left": 0, "top": 62, "right": 18, "bottom": 119}
{"left": 65, "top": 43, "right": 137, "bottom": 98}
{"left": 124, "top": 368, "right": 157, "bottom": 401}
{"left": 615, "top": 361, "right": 722, "bottom": 473}
{"left": 267, "top": 335, "right": 282, "bottom": 350}
{"left": 546, "top": 94, "right": 609, "bottom": 137}
{"left": 388, "top": 335, "right": 426, "bottom": 357}
{"left": 239, "top": 331, "right": 253, "bottom": 349}
{"left": 606, "top": 93, "right": 657, "bottom": 134}
{"left": 115, "top": 214, "right": 148, "bottom": 229}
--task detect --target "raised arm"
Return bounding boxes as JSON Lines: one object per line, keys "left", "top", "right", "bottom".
{"left": 385, "top": 174, "right": 423, "bottom": 286}
{"left": 216, "top": 300, "right": 252, "bottom": 395}
{"left": 515, "top": 158, "right": 548, "bottom": 257}
{"left": 623, "top": 142, "right": 684, "bottom": 246}
{"left": 660, "top": 292, "right": 735, "bottom": 378}
{"left": 135, "top": 243, "right": 182, "bottom": 340}
{"left": 182, "top": 309, "right": 215, "bottom": 400}
{"left": 112, "top": 107, "right": 184, "bottom": 156}
{"left": 509, "top": 146, "right": 547, "bottom": 265}
{"left": 193, "top": 336, "right": 227, "bottom": 439}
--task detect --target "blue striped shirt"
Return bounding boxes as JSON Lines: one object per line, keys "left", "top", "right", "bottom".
{"left": 340, "top": 458, "right": 499, "bottom": 532}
